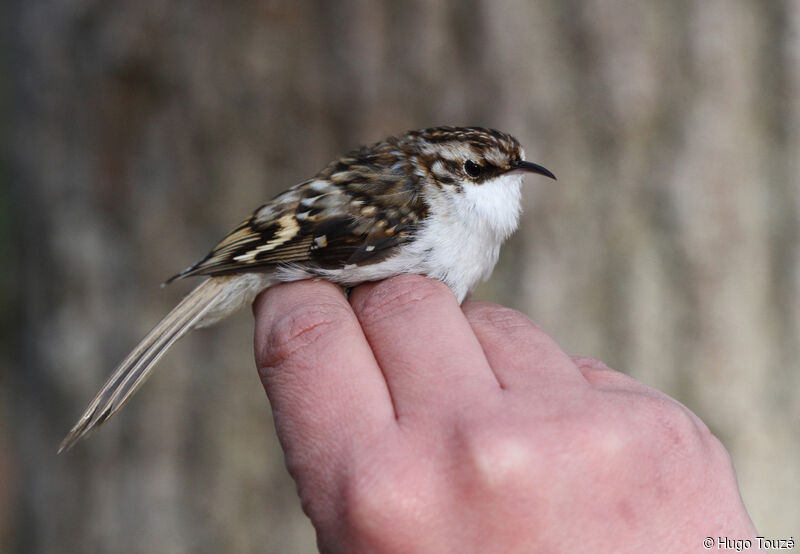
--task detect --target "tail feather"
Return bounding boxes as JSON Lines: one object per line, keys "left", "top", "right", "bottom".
{"left": 59, "top": 278, "right": 227, "bottom": 452}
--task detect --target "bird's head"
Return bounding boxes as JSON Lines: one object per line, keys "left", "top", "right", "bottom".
{"left": 392, "top": 126, "right": 555, "bottom": 238}
{"left": 400, "top": 126, "right": 555, "bottom": 189}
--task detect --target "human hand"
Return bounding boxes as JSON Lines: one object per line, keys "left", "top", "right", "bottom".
{"left": 253, "top": 275, "right": 757, "bottom": 553}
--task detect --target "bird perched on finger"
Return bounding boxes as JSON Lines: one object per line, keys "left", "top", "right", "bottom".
{"left": 60, "top": 125, "right": 556, "bottom": 452}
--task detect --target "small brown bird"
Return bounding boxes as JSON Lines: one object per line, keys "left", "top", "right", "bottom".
{"left": 60, "top": 126, "right": 555, "bottom": 452}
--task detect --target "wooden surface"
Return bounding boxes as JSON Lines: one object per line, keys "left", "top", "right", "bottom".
{"left": 4, "top": 1, "right": 798, "bottom": 551}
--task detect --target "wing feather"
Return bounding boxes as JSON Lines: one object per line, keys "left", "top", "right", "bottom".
{"left": 167, "top": 168, "right": 428, "bottom": 282}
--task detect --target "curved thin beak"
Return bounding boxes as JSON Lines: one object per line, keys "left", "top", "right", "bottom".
{"left": 510, "top": 160, "right": 557, "bottom": 180}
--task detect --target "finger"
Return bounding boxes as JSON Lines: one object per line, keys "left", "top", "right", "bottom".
{"left": 349, "top": 275, "right": 501, "bottom": 420}
{"left": 462, "top": 301, "right": 587, "bottom": 391}
{"left": 570, "top": 356, "right": 653, "bottom": 392}
{"left": 569, "top": 356, "right": 710, "bottom": 431}
{"left": 570, "top": 356, "right": 718, "bottom": 445}
{"left": 253, "top": 280, "right": 395, "bottom": 474}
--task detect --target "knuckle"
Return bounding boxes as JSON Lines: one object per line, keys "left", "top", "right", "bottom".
{"left": 635, "top": 395, "right": 705, "bottom": 456}
{"left": 343, "top": 459, "right": 433, "bottom": 545}
{"left": 580, "top": 411, "right": 635, "bottom": 462}
{"left": 353, "top": 274, "right": 450, "bottom": 326}
{"left": 459, "top": 424, "right": 540, "bottom": 492}
{"left": 568, "top": 393, "right": 710, "bottom": 471}
{"left": 258, "top": 301, "right": 352, "bottom": 370}
{"left": 467, "top": 303, "right": 535, "bottom": 335}
{"left": 466, "top": 303, "right": 561, "bottom": 359}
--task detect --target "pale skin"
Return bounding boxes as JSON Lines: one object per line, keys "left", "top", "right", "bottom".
{"left": 252, "top": 274, "right": 757, "bottom": 553}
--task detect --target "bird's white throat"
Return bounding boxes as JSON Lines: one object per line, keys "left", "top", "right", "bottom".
{"left": 456, "top": 172, "right": 523, "bottom": 240}
{"left": 412, "top": 172, "right": 523, "bottom": 300}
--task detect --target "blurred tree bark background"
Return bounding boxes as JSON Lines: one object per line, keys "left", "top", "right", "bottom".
{"left": 3, "top": 0, "right": 799, "bottom": 551}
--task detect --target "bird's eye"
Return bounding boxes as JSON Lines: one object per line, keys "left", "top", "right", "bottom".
{"left": 464, "top": 159, "right": 482, "bottom": 178}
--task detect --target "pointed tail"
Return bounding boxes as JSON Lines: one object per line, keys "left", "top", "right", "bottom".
{"left": 59, "top": 278, "right": 229, "bottom": 452}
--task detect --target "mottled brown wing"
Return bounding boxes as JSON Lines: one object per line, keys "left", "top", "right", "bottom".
{"left": 167, "top": 171, "right": 427, "bottom": 282}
